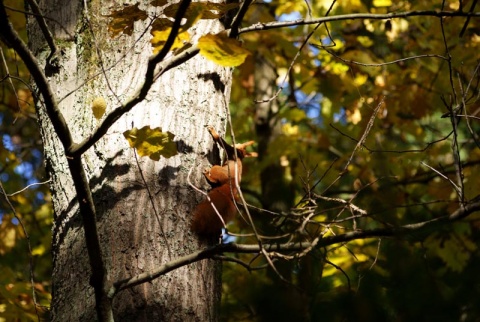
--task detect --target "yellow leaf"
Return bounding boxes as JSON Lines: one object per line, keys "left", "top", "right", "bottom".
{"left": 91, "top": 97, "right": 107, "bottom": 120}
{"left": 282, "top": 123, "right": 299, "bottom": 136}
{"left": 151, "top": 28, "right": 190, "bottom": 54}
{"left": 198, "top": 33, "right": 251, "bottom": 67}
{"left": 356, "top": 36, "right": 374, "bottom": 48}
{"left": 321, "top": 97, "right": 332, "bottom": 118}
{"left": 347, "top": 108, "right": 362, "bottom": 125}
{"left": 32, "top": 244, "right": 46, "bottom": 256}
{"left": 0, "top": 224, "right": 16, "bottom": 255}
{"left": 275, "top": 0, "right": 304, "bottom": 16}
{"left": 373, "top": 0, "right": 392, "bottom": 7}
{"left": 353, "top": 74, "right": 368, "bottom": 87}
{"left": 123, "top": 126, "right": 178, "bottom": 160}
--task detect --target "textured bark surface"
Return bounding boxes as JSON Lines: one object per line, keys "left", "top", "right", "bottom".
{"left": 28, "top": 0, "right": 230, "bottom": 320}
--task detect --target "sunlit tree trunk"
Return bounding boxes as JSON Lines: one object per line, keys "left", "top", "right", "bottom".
{"left": 27, "top": 0, "right": 230, "bottom": 320}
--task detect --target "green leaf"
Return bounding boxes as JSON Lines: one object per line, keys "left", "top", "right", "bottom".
{"left": 198, "top": 33, "right": 251, "bottom": 67}
{"left": 123, "top": 126, "right": 178, "bottom": 161}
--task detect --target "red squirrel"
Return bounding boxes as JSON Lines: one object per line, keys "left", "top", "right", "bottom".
{"left": 192, "top": 126, "right": 256, "bottom": 235}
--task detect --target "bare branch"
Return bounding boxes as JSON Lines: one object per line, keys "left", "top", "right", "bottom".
{"left": 0, "top": 2, "right": 73, "bottom": 149}
{"left": 6, "top": 179, "right": 51, "bottom": 197}
{"left": 321, "top": 47, "right": 447, "bottom": 67}
{"left": 255, "top": 0, "right": 337, "bottom": 104}
{"left": 0, "top": 181, "right": 40, "bottom": 320}
{"left": 322, "top": 98, "right": 384, "bottom": 194}
{"left": 24, "top": 0, "right": 59, "bottom": 65}
{"left": 229, "top": 0, "right": 253, "bottom": 38}
{"left": 0, "top": 47, "right": 21, "bottom": 118}
{"left": 459, "top": 0, "right": 478, "bottom": 37}
{"left": 133, "top": 145, "right": 172, "bottom": 259}
{"left": 111, "top": 197, "right": 480, "bottom": 296}
{"left": 238, "top": 10, "right": 480, "bottom": 34}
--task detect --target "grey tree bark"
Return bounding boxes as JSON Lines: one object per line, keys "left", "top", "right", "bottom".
{"left": 27, "top": 0, "right": 231, "bottom": 320}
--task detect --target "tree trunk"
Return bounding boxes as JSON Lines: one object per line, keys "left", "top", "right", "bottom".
{"left": 27, "top": 0, "right": 231, "bottom": 320}
{"left": 254, "top": 54, "right": 294, "bottom": 214}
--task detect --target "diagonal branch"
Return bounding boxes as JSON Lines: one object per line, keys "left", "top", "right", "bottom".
{"left": 24, "top": 0, "right": 59, "bottom": 64}
{"left": 229, "top": 0, "right": 253, "bottom": 38}
{"left": 0, "top": 2, "right": 73, "bottom": 149}
{"left": 67, "top": 0, "right": 192, "bottom": 157}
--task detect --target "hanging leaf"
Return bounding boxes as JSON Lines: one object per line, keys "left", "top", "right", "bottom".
{"left": 91, "top": 97, "right": 107, "bottom": 120}
{"left": 106, "top": 3, "right": 148, "bottom": 37}
{"left": 123, "top": 126, "right": 178, "bottom": 160}
{"left": 198, "top": 33, "right": 251, "bottom": 67}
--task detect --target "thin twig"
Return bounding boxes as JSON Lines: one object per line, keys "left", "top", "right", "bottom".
{"left": 420, "top": 161, "right": 461, "bottom": 196}
{"left": 322, "top": 48, "right": 447, "bottom": 67}
{"left": 24, "top": 0, "right": 58, "bottom": 64}
{"left": 0, "top": 3, "right": 73, "bottom": 149}
{"left": 322, "top": 97, "right": 384, "bottom": 194}
{"left": 255, "top": 0, "right": 337, "bottom": 104}
{"left": 0, "top": 47, "right": 20, "bottom": 122}
{"left": 238, "top": 10, "right": 480, "bottom": 34}
{"left": 6, "top": 179, "right": 51, "bottom": 197}
{"left": 133, "top": 145, "right": 172, "bottom": 259}
{"left": 0, "top": 181, "right": 40, "bottom": 321}
{"left": 369, "top": 239, "right": 381, "bottom": 270}
{"left": 82, "top": 0, "right": 122, "bottom": 105}
{"left": 109, "top": 196, "right": 480, "bottom": 297}
{"left": 229, "top": 0, "right": 253, "bottom": 38}
{"left": 439, "top": 8, "right": 465, "bottom": 204}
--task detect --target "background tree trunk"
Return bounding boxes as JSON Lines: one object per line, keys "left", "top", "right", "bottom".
{"left": 254, "top": 55, "right": 295, "bottom": 215}
{"left": 27, "top": 0, "right": 231, "bottom": 320}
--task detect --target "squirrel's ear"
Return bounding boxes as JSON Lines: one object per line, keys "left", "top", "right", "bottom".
{"left": 235, "top": 140, "right": 256, "bottom": 158}
{"left": 235, "top": 140, "right": 255, "bottom": 149}
{"left": 206, "top": 125, "right": 220, "bottom": 141}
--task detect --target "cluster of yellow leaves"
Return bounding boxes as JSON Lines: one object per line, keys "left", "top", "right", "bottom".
{"left": 106, "top": 1, "right": 250, "bottom": 66}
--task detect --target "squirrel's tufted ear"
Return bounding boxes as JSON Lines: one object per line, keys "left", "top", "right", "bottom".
{"left": 207, "top": 125, "right": 257, "bottom": 160}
